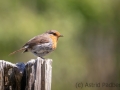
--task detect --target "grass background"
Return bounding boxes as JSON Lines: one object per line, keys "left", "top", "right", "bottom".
{"left": 0, "top": 0, "right": 120, "bottom": 90}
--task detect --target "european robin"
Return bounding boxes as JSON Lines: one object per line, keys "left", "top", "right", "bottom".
{"left": 9, "top": 30, "right": 63, "bottom": 58}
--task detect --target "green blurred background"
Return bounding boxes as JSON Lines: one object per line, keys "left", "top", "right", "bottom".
{"left": 0, "top": 0, "right": 120, "bottom": 90}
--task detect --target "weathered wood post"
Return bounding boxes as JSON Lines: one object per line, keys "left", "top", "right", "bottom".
{"left": 0, "top": 57, "right": 52, "bottom": 90}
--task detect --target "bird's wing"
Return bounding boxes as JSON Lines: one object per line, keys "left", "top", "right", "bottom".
{"left": 9, "top": 35, "right": 50, "bottom": 55}
{"left": 22, "top": 35, "right": 49, "bottom": 52}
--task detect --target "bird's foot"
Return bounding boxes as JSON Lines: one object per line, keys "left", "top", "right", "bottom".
{"left": 37, "top": 57, "right": 45, "bottom": 60}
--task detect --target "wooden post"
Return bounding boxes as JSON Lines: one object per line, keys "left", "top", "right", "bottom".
{"left": 0, "top": 57, "right": 52, "bottom": 90}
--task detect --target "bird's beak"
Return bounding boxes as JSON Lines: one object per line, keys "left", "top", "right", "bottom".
{"left": 59, "top": 35, "right": 63, "bottom": 37}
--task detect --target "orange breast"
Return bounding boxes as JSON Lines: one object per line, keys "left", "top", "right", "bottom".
{"left": 50, "top": 35, "right": 58, "bottom": 50}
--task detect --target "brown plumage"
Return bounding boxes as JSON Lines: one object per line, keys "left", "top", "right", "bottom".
{"left": 9, "top": 30, "right": 63, "bottom": 58}
{"left": 9, "top": 47, "right": 26, "bottom": 55}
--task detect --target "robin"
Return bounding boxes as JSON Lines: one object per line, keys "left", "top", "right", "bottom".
{"left": 9, "top": 30, "right": 63, "bottom": 58}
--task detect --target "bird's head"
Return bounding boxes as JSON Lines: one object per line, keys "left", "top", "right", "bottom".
{"left": 46, "top": 30, "right": 63, "bottom": 38}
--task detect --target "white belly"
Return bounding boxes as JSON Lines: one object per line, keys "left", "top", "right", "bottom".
{"left": 31, "top": 43, "right": 53, "bottom": 57}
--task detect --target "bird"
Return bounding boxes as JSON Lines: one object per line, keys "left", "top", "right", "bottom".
{"left": 9, "top": 30, "right": 63, "bottom": 58}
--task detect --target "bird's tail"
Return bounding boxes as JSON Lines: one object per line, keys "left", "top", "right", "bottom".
{"left": 9, "top": 47, "right": 26, "bottom": 56}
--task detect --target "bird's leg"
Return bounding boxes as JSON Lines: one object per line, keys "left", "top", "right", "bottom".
{"left": 41, "top": 57, "right": 45, "bottom": 59}
{"left": 37, "top": 57, "right": 45, "bottom": 60}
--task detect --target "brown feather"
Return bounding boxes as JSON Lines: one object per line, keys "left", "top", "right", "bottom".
{"left": 9, "top": 47, "right": 26, "bottom": 56}
{"left": 9, "top": 34, "right": 49, "bottom": 56}
{"left": 22, "top": 35, "right": 49, "bottom": 49}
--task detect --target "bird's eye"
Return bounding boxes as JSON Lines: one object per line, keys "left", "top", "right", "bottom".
{"left": 53, "top": 33, "right": 57, "bottom": 36}
{"left": 49, "top": 32, "right": 57, "bottom": 36}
